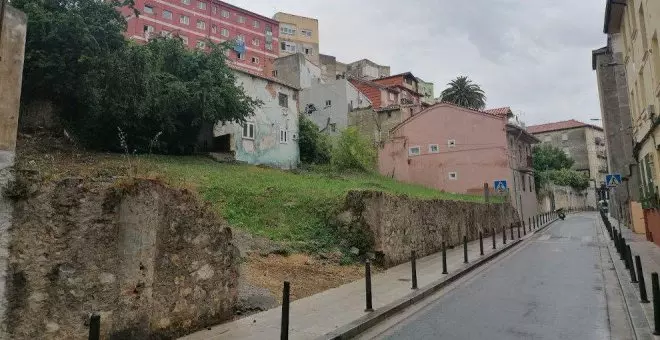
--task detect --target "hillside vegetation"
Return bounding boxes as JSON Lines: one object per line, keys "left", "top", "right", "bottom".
{"left": 17, "top": 135, "right": 490, "bottom": 254}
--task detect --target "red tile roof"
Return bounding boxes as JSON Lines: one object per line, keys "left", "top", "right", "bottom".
{"left": 484, "top": 107, "right": 512, "bottom": 117}
{"left": 526, "top": 119, "right": 603, "bottom": 134}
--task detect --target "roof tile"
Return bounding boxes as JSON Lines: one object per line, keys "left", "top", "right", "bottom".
{"left": 526, "top": 119, "right": 603, "bottom": 134}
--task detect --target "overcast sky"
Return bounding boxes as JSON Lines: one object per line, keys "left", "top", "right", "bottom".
{"left": 229, "top": 0, "right": 607, "bottom": 126}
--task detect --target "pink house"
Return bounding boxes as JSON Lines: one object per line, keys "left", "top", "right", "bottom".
{"left": 379, "top": 103, "right": 539, "bottom": 220}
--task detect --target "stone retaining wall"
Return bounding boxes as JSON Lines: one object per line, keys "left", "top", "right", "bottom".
{"left": 5, "top": 177, "right": 238, "bottom": 339}
{"left": 338, "top": 191, "right": 520, "bottom": 267}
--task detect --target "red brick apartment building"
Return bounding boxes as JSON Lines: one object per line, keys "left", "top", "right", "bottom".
{"left": 118, "top": 0, "right": 280, "bottom": 75}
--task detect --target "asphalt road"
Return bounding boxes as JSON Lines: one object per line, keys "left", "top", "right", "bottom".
{"left": 377, "top": 214, "right": 612, "bottom": 340}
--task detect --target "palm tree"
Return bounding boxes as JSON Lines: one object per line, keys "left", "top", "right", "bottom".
{"left": 440, "top": 76, "right": 487, "bottom": 110}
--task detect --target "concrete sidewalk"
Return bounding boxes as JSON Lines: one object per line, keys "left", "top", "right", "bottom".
{"left": 180, "top": 218, "right": 555, "bottom": 340}
{"left": 602, "top": 214, "right": 658, "bottom": 339}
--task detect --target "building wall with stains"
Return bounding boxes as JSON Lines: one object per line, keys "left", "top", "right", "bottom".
{"left": 213, "top": 71, "right": 299, "bottom": 169}
{"left": 379, "top": 104, "right": 510, "bottom": 194}
{"left": 300, "top": 79, "right": 371, "bottom": 134}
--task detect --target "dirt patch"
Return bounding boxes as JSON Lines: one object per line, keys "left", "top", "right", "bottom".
{"left": 242, "top": 254, "right": 365, "bottom": 303}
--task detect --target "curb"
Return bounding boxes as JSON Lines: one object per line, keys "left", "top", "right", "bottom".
{"left": 598, "top": 217, "right": 654, "bottom": 340}
{"left": 319, "top": 217, "right": 558, "bottom": 340}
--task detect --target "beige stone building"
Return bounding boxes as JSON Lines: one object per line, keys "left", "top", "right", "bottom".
{"left": 273, "top": 12, "right": 319, "bottom": 66}
{"left": 604, "top": 0, "right": 660, "bottom": 201}
{"left": 527, "top": 120, "right": 608, "bottom": 208}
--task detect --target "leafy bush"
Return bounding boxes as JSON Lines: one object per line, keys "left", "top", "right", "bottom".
{"left": 537, "top": 169, "right": 590, "bottom": 191}
{"left": 298, "top": 115, "right": 331, "bottom": 165}
{"left": 331, "top": 127, "right": 377, "bottom": 172}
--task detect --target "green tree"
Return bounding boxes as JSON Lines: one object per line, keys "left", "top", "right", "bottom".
{"left": 298, "top": 115, "right": 331, "bottom": 165}
{"left": 440, "top": 76, "right": 487, "bottom": 110}
{"left": 14, "top": 0, "right": 260, "bottom": 153}
{"left": 532, "top": 144, "right": 575, "bottom": 172}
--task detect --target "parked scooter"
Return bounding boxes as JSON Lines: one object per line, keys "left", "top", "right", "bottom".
{"left": 557, "top": 208, "right": 566, "bottom": 220}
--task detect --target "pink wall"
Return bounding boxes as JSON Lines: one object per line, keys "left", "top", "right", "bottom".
{"left": 379, "top": 104, "right": 511, "bottom": 194}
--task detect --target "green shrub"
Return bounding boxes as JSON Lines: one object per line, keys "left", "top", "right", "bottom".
{"left": 538, "top": 168, "right": 590, "bottom": 191}
{"left": 298, "top": 115, "right": 332, "bottom": 165}
{"left": 331, "top": 127, "right": 377, "bottom": 172}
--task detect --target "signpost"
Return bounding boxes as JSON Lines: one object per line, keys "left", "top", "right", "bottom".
{"left": 606, "top": 174, "right": 622, "bottom": 188}
{"left": 494, "top": 180, "right": 508, "bottom": 193}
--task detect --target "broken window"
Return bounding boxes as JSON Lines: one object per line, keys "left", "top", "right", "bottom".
{"left": 278, "top": 93, "right": 288, "bottom": 108}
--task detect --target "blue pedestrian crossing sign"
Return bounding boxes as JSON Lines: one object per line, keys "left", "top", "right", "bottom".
{"left": 606, "top": 174, "right": 622, "bottom": 187}
{"left": 494, "top": 180, "right": 508, "bottom": 192}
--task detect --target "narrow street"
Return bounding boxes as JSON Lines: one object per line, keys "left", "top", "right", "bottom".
{"left": 365, "top": 213, "right": 622, "bottom": 340}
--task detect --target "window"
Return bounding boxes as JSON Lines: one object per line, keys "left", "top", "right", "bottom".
{"left": 143, "top": 25, "right": 155, "bottom": 33}
{"left": 253, "top": 20, "right": 260, "bottom": 28}
{"left": 562, "top": 133, "right": 568, "bottom": 141}
{"left": 448, "top": 139, "right": 456, "bottom": 148}
{"left": 448, "top": 172, "right": 458, "bottom": 180}
{"left": 429, "top": 144, "right": 440, "bottom": 153}
{"left": 280, "top": 129, "right": 288, "bottom": 143}
{"left": 197, "top": 20, "right": 206, "bottom": 30}
{"left": 278, "top": 93, "right": 288, "bottom": 108}
{"left": 211, "top": 24, "right": 217, "bottom": 34}
{"left": 408, "top": 146, "right": 421, "bottom": 156}
{"left": 196, "top": 40, "right": 206, "bottom": 49}
{"left": 160, "top": 30, "right": 172, "bottom": 38}
{"left": 389, "top": 92, "right": 395, "bottom": 101}
{"left": 236, "top": 34, "right": 245, "bottom": 42}
{"left": 301, "top": 29, "right": 312, "bottom": 37}
{"left": 280, "top": 25, "right": 296, "bottom": 35}
{"left": 180, "top": 35, "right": 188, "bottom": 45}
{"left": 251, "top": 57, "right": 259, "bottom": 64}
{"left": 252, "top": 38, "right": 260, "bottom": 46}
{"left": 221, "top": 10, "right": 230, "bottom": 18}
{"left": 162, "top": 10, "right": 172, "bottom": 19}
{"left": 212, "top": 5, "right": 217, "bottom": 14}
{"left": 242, "top": 122, "right": 255, "bottom": 139}
{"left": 325, "top": 100, "right": 332, "bottom": 107}
{"left": 405, "top": 78, "right": 413, "bottom": 85}
{"left": 221, "top": 28, "right": 229, "bottom": 37}
{"left": 265, "top": 42, "right": 273, "bottom": 51}
{"left": 181, "top": 0, "right": 190, "bottom": 4}
{"left": 143, "top": 5, "right": 154, "bottom": 14}
{"left": 180, "top": 15, "right": 190, "bottom": 25}
{"left": 280, "top": 41, "right": 296, "bottom": 52}
{"left": 238, "top": 16, "right": 245, "bottom": 24}
{"left": 197, "top": 1, "right": 206, "bottom": 10}
{"left": 236, "top": 52, "right": 245, "bottom": 60}
{"left": 330, "top": 124, "right": 337, "bottom": 132}
{"left": 304, "top": 47, "right": 313, "bottom": 55}
{"left": 522, "top": 174, "right": 526, "bottom": 192}
{"left": 272, "top": 70, "right": 278, "bottom": 77}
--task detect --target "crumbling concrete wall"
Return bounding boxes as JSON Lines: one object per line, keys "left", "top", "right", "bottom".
{"left": 0, "top": 5, "right": 27, "bottom": 339}
{"left": 537, "top": 184, "right": 589, "bottom": 213}
{"left": 5, "top": 177, "right": 239, "bottom": 339}
{"left": 337, "top": 191, "right": 520, "bottom": 267}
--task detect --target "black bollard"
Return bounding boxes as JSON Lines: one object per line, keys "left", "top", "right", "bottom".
{"left": 442, "top": 242, "right": 448, "bottom": 274}
{"left": 517, "top": 223, "right": 521, "bottom": 238}
{"left": 652, "top": 273, "right": 660, "bottom": 335}
{"left": 627, "top": 245, "right": 638, "bottom": 283}
{"left": 89, "top": 313, "right": 100, "bottom": 340}
{"left": 636, "top": 256, "right": 650, "bottom": 303}
{"left": 281, "top": 281, "right": 290, "bottom": 340}
{"left": 365, "top": 260, "right": 373, "bottom": 312}
{"left": 620, "top": 237, "right": 626, "bottom": 261}
{"left": 503, "top": 226, "right": 507, "bottom": 244}
{"left": 624, "top": 244, "right": 631, "bottom": 269}
{"left": 528, "top": 217, "right": 531, "bottom": 232}
{"left": 411, "top": 251, "right": 418, "bottom": 290}
{"left": 463, "top": 235, "right": 468, "bottom": 264}
{"left": 479, "top": 231, "right": 484, "bottom": 256}
{"left": 492, "top": 228, "right": 496, "bottom": 250}
{"left": 510, "top": 224, "right": 514, "bottom": 240}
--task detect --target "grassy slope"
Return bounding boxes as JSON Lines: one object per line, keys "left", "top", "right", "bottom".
{"left": 146, "top": 156, "right": 488, "bottom": 251}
